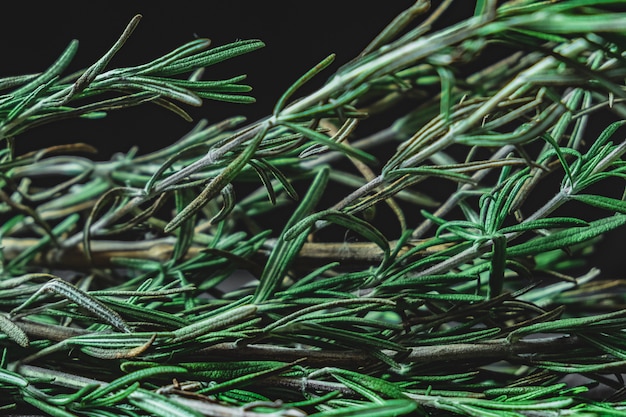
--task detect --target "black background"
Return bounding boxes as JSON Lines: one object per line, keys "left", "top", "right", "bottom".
{"left": 1, "top": 2, "right": 623, "bottom": 277}
{"left": 0, "top": 1, "right": 417, "bottom": 156}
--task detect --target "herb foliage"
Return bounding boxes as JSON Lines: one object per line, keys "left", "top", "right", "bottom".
{"left": 2, "top": 1, "right": 626, "bottom": 416}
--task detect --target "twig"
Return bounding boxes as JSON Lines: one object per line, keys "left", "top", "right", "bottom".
{"left": 0, "top": 237, "right": 452, "bottom": 269}
{"left": 196, "top": 336, "right": 582, "bottom": 367}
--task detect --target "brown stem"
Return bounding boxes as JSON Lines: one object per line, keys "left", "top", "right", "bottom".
{"left": 195, "top": 335, "right": 581, "bottom": 367}
{"left": 0, "top": 237, "right": 452, "bottom": 269}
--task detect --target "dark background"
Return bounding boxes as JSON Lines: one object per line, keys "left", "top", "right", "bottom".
{"left": 0, "top": 1, "right": 417, "bottom": 156}
{"left": 1, "top": 2, "right": 623, "bottom": 277}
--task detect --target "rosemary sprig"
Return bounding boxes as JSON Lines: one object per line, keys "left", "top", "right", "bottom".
{"left": 1, "top": 2, "right": 626, "bottom": 416}
{"left": 0, "top": 14, "right": 262, "bottom": 145}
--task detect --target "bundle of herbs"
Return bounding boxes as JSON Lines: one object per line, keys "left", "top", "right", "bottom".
{"left": 2, "top": 1, "right": 626, "bottom": 416}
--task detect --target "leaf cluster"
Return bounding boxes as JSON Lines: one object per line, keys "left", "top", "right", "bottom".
{"left": 1, "top": 1, "right": 626, "bottom": 416}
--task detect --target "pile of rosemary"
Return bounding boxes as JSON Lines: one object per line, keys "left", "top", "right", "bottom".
{"left": 2, "top": 1, "right": 626, "bottom": 416}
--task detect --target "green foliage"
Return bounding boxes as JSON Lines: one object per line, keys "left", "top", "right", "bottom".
{"left": 2, "top": 1, "right": 626, "bottom": 416}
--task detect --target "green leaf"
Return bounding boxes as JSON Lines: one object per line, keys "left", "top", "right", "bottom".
{"left": 0, "top": 367, "right": 29, "bottom": 388}
{"left": 571, "top": 194, "right": 626, "bottom": 214}
{"left": 483, "top": 171, "right": 530, "bottom": 233}
{"left": 172, "top": 188, "right": 197, "bottom": 261}
{"left": 4, "top": 78, "right": 57, "bottom": 124}
{"left": 171, "top": 304, "right": 257, "bottom": 343}
{"left": 248, "top": 159, "right": 278, "bottom": 204}
{"left": 387, "top": 167, "right": 475, "bottom": 184}
{"left": 507, "top": 28, "right": 569, "bottom": 43}
{"left": 332, "top": 373, "right": 384, "bottom": 403}
{"left": 194, "top": 91, "right": 256, "bottom": 103}
{"left": 129, "top": 389, "right": 204, "bottom": 417}
{"left": 11, "top": 277, "right": 132, "bottom": 333}
{"left": 133, "top": 38, "right": 212, "bottom": 75}
{"left": 8, "top": 213, "right": 78, "bottom": 270}
{"left": 488, "top": 234, "right": 507, "bottom": 298}
{"left": 498, "top": 217, "right": 589, "bottom": 234}
{"left": 474, "top": 0, "right": 496, "bottom": 18}
{"left": 83, "top": 187, "right": 140, "bottom": 260}
{"left": 283, "top": 121, "right": 377, "bottom": 165}
{"left": 522, "top": 12, "right": 626, "bottom": 34}
{"left": 9, "top": 40, "right": 78, "bottom": 98}
{"left": 307, "top": 399, "right": 418, "bottom": 417}
{"left": 330, "top": 368, "right": 407, "bottom": 399}
{"left": 508, "top": 308, "right": 626, "bottom": 342}
{"left": 251, "top": 157, "right": 299, "bottom": 201}
{"left": 542, "top": 132, "right": 573, "bottom": 185}
{"left": 436, "top": 66, "right": 455, "bottom": 123}
{"left": 22, "top": 395, "right": 78, "bottom": 417}
{"left": 0, "top": 74, "right": 39, "bottom": 92}
{"left": 198, "top": 360, "right": 301, "bottom": 394}
{"left": 274, "top": 54, "right": 335, "bottom": 115}
{"left": 87, "top": 382, "right": 140, "bottom": 407}
{"left": 0, "top": 313, "right": 29, "bottom": 347}
{"left": 208, "top": 183, "right": 237, "bottom": 226}
{"left": 166, "top": 75, "right": 251, "bottom": 92}
{"left": 84, "top": 366, "right": 188, "bottom": 403}
{"left": 104, "top": 77, "right": 202, "bottom": 106}
{"left": 66, "top": 15, "right": 142, "bottom": 100}
{"left": 183, "top": 360, "right": 289, "bottom": 379}
{"left": 508, "top": 215, "right": 626, "bottom": 257}
{"left": 378, "top": 273, "right": 477, "bottom": 289}
{"left": 296, "top": 322, "right": 406, "bottom": 352}
{"left": 280, "top": 83, "right": 369, "bottom": 121}
{"left": 153, "top": 39, "right": 265, "bottom": 77}
{"left": 102, "top": 298, "right": 189, "bottom": 329}
{"left": 165, "top": 124, "right": 268, "bottom": 233}
{"left": 253, "top": 167, "right": 329, "bottom": 303}
{"left": 586, "top": 120, "right": 626, "bottom": 161}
